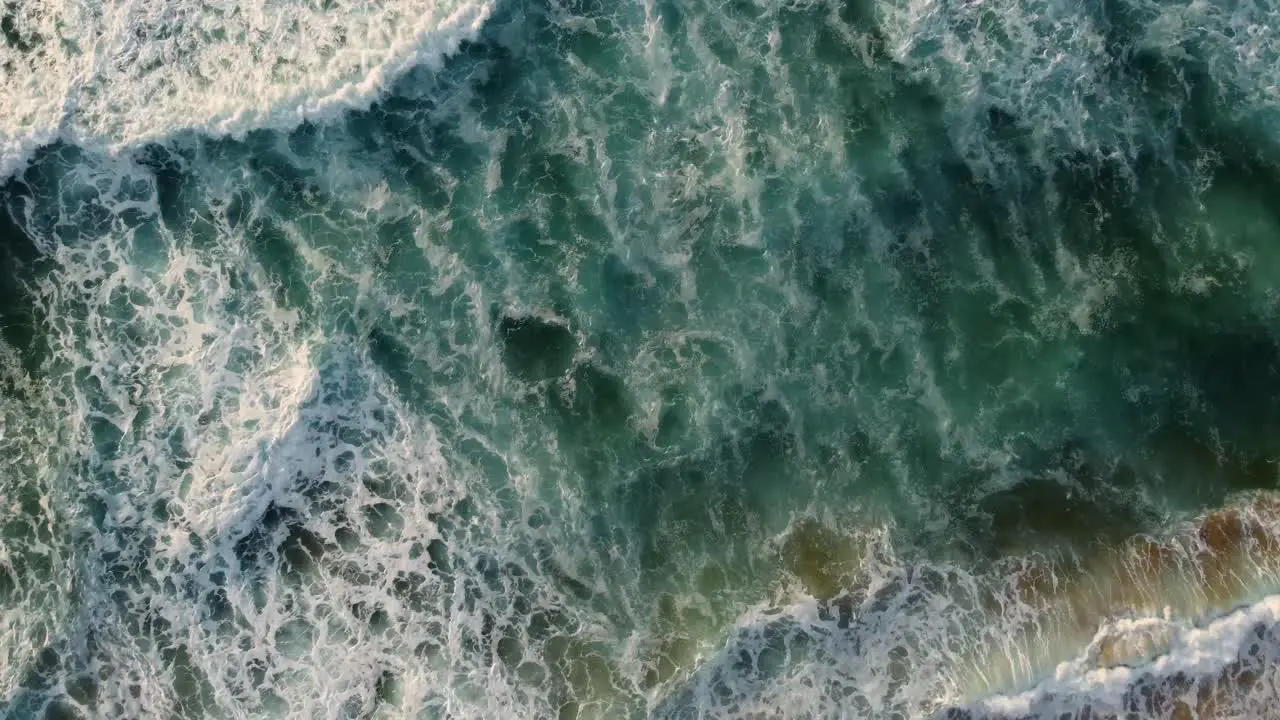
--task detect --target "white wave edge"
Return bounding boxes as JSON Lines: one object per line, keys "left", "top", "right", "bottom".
{"left": 0, "top": 0, "right": 495, "bottom": 182}
{"left": 975, "top": 593, "right": 1280, "bottom": 716}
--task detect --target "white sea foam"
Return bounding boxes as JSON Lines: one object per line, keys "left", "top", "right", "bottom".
{"left": 9, "top": 149, "right": 433, "bottom": 716}
{"left": 974, "top": 594, "right": 1280, "bottom": 717}
{"left": 0, "top": 140, "right": 635, "bottom": 717}
{"left": 0, "top": 0, "right": 494, "bottom": 179}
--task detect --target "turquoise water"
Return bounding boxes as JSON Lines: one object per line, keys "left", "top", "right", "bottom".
{"left": 4, "top": 0, "right": 1280, "bottom": 717}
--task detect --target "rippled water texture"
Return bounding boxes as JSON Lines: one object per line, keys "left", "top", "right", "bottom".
{"left": 5, "top": 0, "right": 1280, "bottom": 718}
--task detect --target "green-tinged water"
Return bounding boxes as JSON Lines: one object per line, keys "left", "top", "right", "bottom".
{"left": 4, "top": 0, "right": 1280, "bottom": 717}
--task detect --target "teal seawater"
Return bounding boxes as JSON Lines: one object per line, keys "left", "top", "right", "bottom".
{"left": 3, "top": 0, "right": 1280, "bottom": 717}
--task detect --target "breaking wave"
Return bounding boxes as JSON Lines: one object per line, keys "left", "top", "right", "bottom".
{"left": 0, "top": 0, "right": 493, "bottom": 177}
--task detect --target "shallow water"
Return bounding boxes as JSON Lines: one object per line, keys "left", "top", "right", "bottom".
{"left": 4, "top": 0, "right": 1280, "bottom": 717}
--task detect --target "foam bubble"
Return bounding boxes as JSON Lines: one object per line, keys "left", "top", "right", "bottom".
{"left": 0, "top": 0, "right": 493, "bottom": 179}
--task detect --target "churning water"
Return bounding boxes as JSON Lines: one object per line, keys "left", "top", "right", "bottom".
{"left": 4, "top": 0, "right": 1280, "bottom": 717}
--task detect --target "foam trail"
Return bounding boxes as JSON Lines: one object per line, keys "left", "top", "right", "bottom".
{"left": 0, "top": 0, "right": 493, "bottom": 179}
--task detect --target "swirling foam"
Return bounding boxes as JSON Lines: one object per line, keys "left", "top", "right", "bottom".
{"left": 0, "top": 0, "right": 493, "bottom": 178}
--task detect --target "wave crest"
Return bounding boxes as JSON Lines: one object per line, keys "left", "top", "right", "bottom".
{"left": 0, "top": 0, "right": 493, "bottom": 178}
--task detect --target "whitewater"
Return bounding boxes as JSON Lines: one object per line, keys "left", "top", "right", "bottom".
{"left": 4, "top": 0, "right": 1280, "bottom": 718}
{"left": 0, "top": 0, "right": 493, "bottom": 178}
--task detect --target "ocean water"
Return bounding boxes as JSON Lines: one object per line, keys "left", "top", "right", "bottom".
{"left": 4, "top": 0, "right": 1280, "bottom": 717}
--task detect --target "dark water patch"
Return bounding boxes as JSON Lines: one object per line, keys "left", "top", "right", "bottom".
{"left": 0, "top": 183, "right": 48, "bottom": 377}
{"left": 723, "top": 391, "right": 797, "bottom": 520}
{"left": 5, "top": 644, "right": 93, "bottom": 719}
{"left": 961, "top": 444, "right": 1159, "bottom": 559}
{"left": 285, "top": 121, "right": 322, "bottom": 160}
{"left": 1145, "top": 422, "right": 1280, "bottom": 508}
{"left": 784, "top": 26, "right": 1280, "bottom": 542}
{"left": 244, "top": 216, "right": 312, "bottom": 314}
{"left": 1176, "top": 329, "right": 1280, "bottom": 460}
{"left": 455, "top": 37, "right": 528, "bottom": 127}
{"left": 619, "top": 459, "right": 715, "bottom": 574}
{"left": 550, "top": 363, "right": 632, "bottom": 435}
{"left": 354, "top": 75, "right": 490, "bottom": 216}
{"left": 361, "top": 501, "right": 404, "bottom": 540}
{"left": 1077, "top": 317, "right": 1280, "bottom": 506}
{"left": 365, "top": 323, "right": 428, "bottom": 405}
{"left": 550, "top": 8, "right": 628, "bottom": 80}
{"left": 373, "top": 669, "right": 401, "bottom": 711}
{"left": 528, "top": 150, "right": 611, "bottom": 247}
{"left": 16, "top": 646, "right": 62, "bottom": 694}
{"left": 231, "top": 502, "right": 328, "bottom": 584}
{"left": 529, "top": 539, "right": 594, "bottom": 607}
{"left": 223, "top": 190, "right": 251, "bottom": 232}
{"left": 359, "top": 455, "right": 409, "bottom": 503}
{"left": 1, "top": 3, "right": 39, "bottom": 54}
{"left": 457, "top": 435, "right": 514, "bottom": 490}
{"left": 780, "top": 519, "right": 863, "bottom": 602}
{"left": 63, "top": 673, "right": 97, "bottom": 711}
{"left": 99, "top": 531, "right": 166, "bottom": 609}
{"left": 202, "top": 576, "right": 234, "bottom": 624}
{"left": 0, "top": 476, "right": 58, "bottom": 603}
{"left": 134, "top": 144, "right": 194, "bottom": 231}
{"left": 654, "top": 388, "right": 693, "bottom": 452}
{"left": 41, "top": 699, "right": 85, "bottom": 720}
{"left": 1049, "top": 149, "right": 1182, "bottom": 276}
{"left": 372, "top": 215, "right": 425, "bottom": 277}
{"left": 278, "top": 518, "right": 328, "bottom": 580}
{"left": 361, "top": 319, "right": 468, "bottom": 454}
{"left": 592, "top": 254, "right": 679, "bottom": 348}
{"left": 499, "top": 313, "right": 576, "bottom": 381}
{"left": 390, "top": 562, "right": 441, "bottom": 615}
{"left": 248, "top": 150, "right": 326, "bottom": 212}
{"left": 613, "top": 386, "right": 799, "bottom": 575}
{"left": 500, "top": 215, "right": 562, "bottom": 282}
{"left": 165, "top": 644, "right": 217, "bottom": 719}
{"left": 544, "top": 362, "right": 638, "bottom": 492}
{"left": 384, "top": 142, "right": 459, "bottom": 215}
